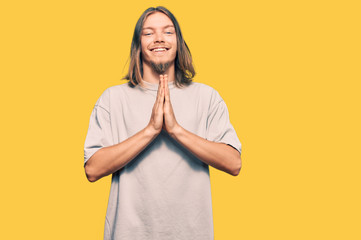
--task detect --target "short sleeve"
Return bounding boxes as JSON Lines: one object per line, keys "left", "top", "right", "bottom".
{"left": 83, "top": 92, "right": 113, "bottom": 167}
{"left": 206, "top": 94, "right": 242, "bottom": 155}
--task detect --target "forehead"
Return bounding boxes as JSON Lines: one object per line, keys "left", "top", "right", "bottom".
{"left": 142, "top": 12, "right": 174, "bottom": 30}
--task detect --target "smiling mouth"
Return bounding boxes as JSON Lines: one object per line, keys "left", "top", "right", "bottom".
{"left": 150, "top": 47, "right": 169, "bottom": 52}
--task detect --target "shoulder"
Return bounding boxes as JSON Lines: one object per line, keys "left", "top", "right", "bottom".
{"left": 184, "top": 81, "right": 217, "bottom": 95}
{"left": 101, "top": 82, "right": 135, "bottom": 99}
{"left": 93, "top": 82, "right": 130, "bottom": 110}
{"left": 187, "top": 81, "right": 212, "bottom": 90}
{"left": 188, "top": 82, "right": 223, "bottom": 103}
{"left": 105, "top": 82, "right": 130, "bottom": 94}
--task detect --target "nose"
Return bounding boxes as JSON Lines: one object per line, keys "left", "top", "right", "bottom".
{"left": 154, "top": 31, "right": 165, "bottom": 43}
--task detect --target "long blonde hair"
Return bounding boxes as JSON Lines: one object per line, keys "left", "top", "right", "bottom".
{"left": 123, "top": 6, "right": 196, "bottom": 88}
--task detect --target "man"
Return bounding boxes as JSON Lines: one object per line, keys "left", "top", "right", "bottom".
{"left": 84, "top": 6, "right": 242, "bottom": 240}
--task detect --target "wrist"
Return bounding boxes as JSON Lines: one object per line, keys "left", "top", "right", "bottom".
{"left": 144, "top": 125, "right": 161, "bottom": 139}
{"left": 169, "top": 124, "right": 183, "bottom": 139}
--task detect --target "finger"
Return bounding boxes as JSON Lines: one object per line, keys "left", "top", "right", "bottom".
{"left": 156, "top": 76, "right": 163, "bottom": 102}
{"left": 159, "top": 75, "right": 164, "bottom": 99}
{"left": 161, "top": 75, "right": 165, "bottom": 103}
{"left": 164, "top": 76, "right": 170, "bottom": 102}
{"left": 163, "top": 74, "right": 167, "bottom": 90}
{"left": 157, "top": 77, "right": 164, "bottom": 106}
{"left": 161, "top": 77, "right": 165, "bottom": 100}
{"left": 160, "top": 81, "right": 165, "bottom": 109}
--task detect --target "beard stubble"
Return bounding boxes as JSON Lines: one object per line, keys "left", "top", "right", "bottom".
{"left": 150, "top": 61, "right": 171, "bottom": 74}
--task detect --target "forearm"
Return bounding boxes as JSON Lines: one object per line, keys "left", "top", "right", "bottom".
{"left": 85, "top": 126, "right": 158, "bottom": 182}
{"left": 170, "top": 125, "right": 242, "bottom": 176}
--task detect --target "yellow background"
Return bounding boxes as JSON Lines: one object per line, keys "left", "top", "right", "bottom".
{"left": 1, "top": 0, "right": 360, "bottom": 239}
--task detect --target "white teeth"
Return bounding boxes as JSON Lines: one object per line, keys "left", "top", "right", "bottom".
{"left": 153, "top": 48, "right": 166, "bottom": 52}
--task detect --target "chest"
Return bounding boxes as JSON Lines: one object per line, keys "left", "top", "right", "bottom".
{"left": 111, "top": 90, "right": 208, "bottom": 138}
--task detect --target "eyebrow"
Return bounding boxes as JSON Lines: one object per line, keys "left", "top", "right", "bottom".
{"left": 142, "top": 25, "right": 175, "bottom": 30}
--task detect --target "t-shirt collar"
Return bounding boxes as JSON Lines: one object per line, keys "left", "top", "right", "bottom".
{"left": 140, "top": 79, "right": 175, "bottom": 91}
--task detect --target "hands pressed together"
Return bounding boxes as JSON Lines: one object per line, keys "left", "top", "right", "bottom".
{"left": 147, "top": 74, "right": 180, "bottom": 137}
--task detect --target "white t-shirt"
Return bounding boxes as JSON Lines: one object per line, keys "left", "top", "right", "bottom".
{"left": 84, "top": 80, "right": 242, "bottom": 240}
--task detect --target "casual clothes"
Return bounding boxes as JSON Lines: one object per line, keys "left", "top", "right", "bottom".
{"left": 84, "top": 80, "right": 242, "bottom": 240}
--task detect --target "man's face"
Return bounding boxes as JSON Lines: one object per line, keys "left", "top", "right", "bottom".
{"left": 141, "top": 12, "right": 177, "bottom": 74}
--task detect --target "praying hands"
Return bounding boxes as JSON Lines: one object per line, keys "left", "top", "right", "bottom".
{"left": 147, "top": 74, "right": 180, "bottom": 137}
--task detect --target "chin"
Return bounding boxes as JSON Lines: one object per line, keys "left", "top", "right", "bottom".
{"left": 150, "top": 61, "right": 171, "bottom": 74}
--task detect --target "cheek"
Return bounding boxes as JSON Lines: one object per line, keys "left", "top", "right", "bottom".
{"left": 140, "top": 38, "right": 149, "bottom": 51}
{"left": 172, "top": 42, "right": 178, "bottom": 56}
{"left": 170, "top": 38, "right": 177, "bottom": 53}
{"left": 140, "top": 42, "right": 150, "bottom": 58}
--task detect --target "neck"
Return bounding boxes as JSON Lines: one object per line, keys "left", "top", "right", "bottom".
{"left": 142, "top": 61, "right": 175, "bottom": 84}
